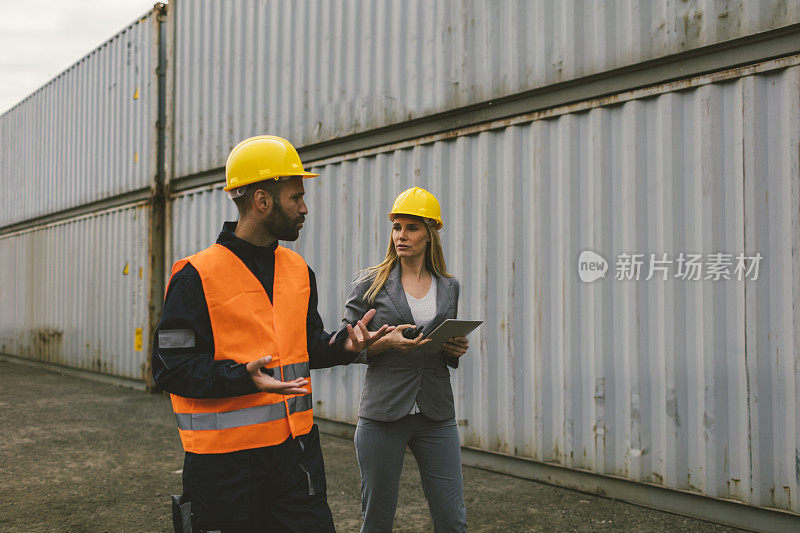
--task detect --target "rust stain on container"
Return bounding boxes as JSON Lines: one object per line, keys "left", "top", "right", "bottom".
{"left": 30, "top": 328, "right": 64, "bottom": 361}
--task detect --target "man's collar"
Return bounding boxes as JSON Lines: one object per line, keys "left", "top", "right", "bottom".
{"left": 217, "top": 221, "right": 278, "bottom": 257}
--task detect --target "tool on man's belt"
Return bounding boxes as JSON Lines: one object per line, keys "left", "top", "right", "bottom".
{"left": 171, "top": 494, "right": 191, "bottom": 533}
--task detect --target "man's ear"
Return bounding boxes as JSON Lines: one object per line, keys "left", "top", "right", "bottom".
{"left": 253, "top": 189, "right": 272, "bottom": 215}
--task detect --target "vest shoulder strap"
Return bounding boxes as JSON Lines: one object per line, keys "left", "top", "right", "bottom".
{"left": 187, "top": 243, "right": 234, "bottom": 271}
{"left": 274, "top": 245, "right": 307, "bottom": 270}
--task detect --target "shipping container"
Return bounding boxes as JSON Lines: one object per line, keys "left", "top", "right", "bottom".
{"left": 168, "top": 184, "right": 238, "bottom": 262}
{"left": 168, "top": 0, "right": 800, "bottom": 178}
{"left": 0, "top": 204, "right": 151, "bottom": 381}
{"left": 167, "top": 58, "right": 800, "bottom": 513}
{"left": 0, "top": 6, "right": 163, "bottom": 228}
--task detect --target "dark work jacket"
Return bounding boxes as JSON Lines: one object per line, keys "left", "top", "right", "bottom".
{"left": 152, "top": 221, "right": 354, "bottom": 399}
{"left": 151, "top": 221, "right": 353, "bottom": 524}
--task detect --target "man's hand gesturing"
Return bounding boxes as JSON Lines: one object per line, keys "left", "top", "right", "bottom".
{"left": 343, "top": 309, "right": 393, "bottom": 353}
{"left": 246, "top": 355, "right": 309, "bottom": 394}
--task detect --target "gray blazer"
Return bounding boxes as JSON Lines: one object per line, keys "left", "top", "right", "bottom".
{"left": 342, "top": 264, "right": 460, "bottom": 422}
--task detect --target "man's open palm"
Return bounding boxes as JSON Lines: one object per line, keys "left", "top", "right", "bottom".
{"left": 246, "top": 355, "right": 309, "bottom": 394}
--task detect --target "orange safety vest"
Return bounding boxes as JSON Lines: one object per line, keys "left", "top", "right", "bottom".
{"left": 167, "top": 243, "right": 313, "bottom": 454}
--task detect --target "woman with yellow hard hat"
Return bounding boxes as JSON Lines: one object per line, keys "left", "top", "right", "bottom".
{"left": 342, "top": 186, "right": 468, "bottom": 532}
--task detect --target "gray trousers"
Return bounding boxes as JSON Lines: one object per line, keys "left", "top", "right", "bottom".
{"left": 354, "top": 414, "right": 467, "bottom": 533}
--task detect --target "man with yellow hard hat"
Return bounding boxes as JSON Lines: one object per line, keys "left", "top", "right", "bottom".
{"left": 152, "top": 135, "right": 390, "bottom": 532}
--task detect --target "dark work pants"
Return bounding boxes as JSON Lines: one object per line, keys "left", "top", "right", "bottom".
{"left": 354, "top": 414, "right": 467, "bottom": 533}
{"left": 182, "top": 424, "right": 335, "bottom": 533}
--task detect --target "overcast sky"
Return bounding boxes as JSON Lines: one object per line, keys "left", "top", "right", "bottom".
{"left": 0, "top": 0, "right": 158, "bottom": 114}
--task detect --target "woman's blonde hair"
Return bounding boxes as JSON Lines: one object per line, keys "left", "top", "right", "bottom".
{"left": 360, "top": 217, "right": 452, "bottom": 303}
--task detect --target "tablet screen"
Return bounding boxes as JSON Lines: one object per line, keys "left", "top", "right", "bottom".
{"left": 425, "top": 319, "right": 483, "bottom": 349}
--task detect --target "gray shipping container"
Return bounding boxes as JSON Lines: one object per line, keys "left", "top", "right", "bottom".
{"left": 0, "top": 6, "right": 162, "bottom": 228}
{"left": 168, "top": 57, "right": 800, "bottom": 514}
{"left": 0, "top": 204, "right": 151, "bottom": 381}
{"left": 168, "top": 0, "right": 800, "bottom": 179}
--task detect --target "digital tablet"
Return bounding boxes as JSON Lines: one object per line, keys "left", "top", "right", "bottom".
{"left": 425, "top": 319, "right": 483, "bottom": 349}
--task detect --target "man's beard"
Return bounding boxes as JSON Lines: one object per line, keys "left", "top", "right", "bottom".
{"left": 265, "top": 203, "right": 304, "bottom": 241}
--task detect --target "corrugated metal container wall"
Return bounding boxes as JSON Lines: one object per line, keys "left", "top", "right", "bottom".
{"left": 0, "top": 7, "right": 160, "bottom": 228}
{"left": 168, "top": 62, "right": 800, "bottom": 513}
{"left": 169, "top": 0, "right": 800, "bottom": 178}
{"left": 0, "top": 205, "right": 151, "bottom": 380}
{"left": 168, "top": 185, "right": 238, "bottom": 261}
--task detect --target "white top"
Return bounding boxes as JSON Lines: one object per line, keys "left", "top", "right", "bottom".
{"left": 406, "top": 279, "right": 437, "bottom": 327}
{"left": 405, "top": 279, "right": 437, "bottom": 415}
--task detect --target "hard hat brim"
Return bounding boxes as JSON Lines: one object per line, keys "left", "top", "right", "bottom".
{"left": 223, "top": 172, "right": 319, "bottom": 191}
{"left": 388, "top": 211, "right": 443, "bottom": 230}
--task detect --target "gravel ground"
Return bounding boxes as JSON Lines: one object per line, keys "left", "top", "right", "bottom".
{"left": 0, "top": 360, "right": 745, "bottom": 532}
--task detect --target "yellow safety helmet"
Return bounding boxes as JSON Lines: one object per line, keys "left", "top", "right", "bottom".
{"left": 224, "top": 135, "right": 318, "bottom": 191}
{"left": 388, "top": 187, "right": 443, "bottom": 230}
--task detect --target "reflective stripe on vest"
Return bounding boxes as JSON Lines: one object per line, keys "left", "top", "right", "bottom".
{"left": 175, "top": 393, "right": 313, "bottom": 431}
{"left": 281, "top": 361, "right": 310, "bottom": 381}
{"left": 168, "top": 244, "right": 313, "bottom": 454}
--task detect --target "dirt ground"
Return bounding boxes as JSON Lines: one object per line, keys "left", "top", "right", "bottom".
{"left": 0, "top": 360, "right": 745, "bottom": 532}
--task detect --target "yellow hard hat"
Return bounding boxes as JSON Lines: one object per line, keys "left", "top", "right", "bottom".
{"left": 224, "top": 135, "right": 318, "bottom": 191}
{"left": 388, "top": 187, "right": 443, "bottom": 230}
